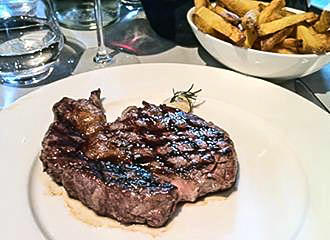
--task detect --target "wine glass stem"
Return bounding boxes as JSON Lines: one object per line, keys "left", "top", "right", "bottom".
{"left": 94, "top": 0, "right": 112, "bottom": 63}
{"left": 304, "top": 0, "right": 310, "bottom": 10}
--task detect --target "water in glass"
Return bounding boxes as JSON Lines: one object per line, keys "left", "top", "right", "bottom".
{"left": 0, "top": 0, "right": 63, "bottom": 85}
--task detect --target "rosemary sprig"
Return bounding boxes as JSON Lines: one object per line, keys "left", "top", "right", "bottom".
{"left": 170, "top": 84, "right": 202, "bottom": 111}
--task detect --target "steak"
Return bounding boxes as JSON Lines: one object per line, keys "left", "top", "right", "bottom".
{"left": 40, "top": 89, "right": 238, "bottom": 227}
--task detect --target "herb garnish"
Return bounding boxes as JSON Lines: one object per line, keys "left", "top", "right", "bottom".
{"left": 170, "top": 84, "right": 202, "bottom": 111}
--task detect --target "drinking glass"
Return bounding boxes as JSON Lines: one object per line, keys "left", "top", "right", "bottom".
{"left": 52, "top": 0, "right": 120, "bottom": 30}
{"left": 0, "top": 0, "right": 64, "bottom": 85}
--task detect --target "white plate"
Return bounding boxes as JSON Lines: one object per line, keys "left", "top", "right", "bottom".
{"left": 1, "top": 63, "right": 329, "bottom": 240}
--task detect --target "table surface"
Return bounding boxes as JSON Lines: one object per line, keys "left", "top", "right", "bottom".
{"left": 0, "top": 6, "right": 329, "bottom": 114}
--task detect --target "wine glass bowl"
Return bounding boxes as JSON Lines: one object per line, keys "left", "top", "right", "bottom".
{"left": 52, "top": 0, "right": 120, "bottom": 30}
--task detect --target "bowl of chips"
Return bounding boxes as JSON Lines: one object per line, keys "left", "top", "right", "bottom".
{"left": 187, "top": 0, "right": 330, "bottom": 81}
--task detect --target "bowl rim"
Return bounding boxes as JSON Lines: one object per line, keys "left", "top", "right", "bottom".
{"left": 187, "top": 6, "right": 330, "bottom": 58}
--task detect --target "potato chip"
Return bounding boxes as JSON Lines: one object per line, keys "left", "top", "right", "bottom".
{"left": 194, "top": 0, "right": 211, "bottom": 10}
{"left": 297, "top": 25, "right": 325, "bottom": 54}
{"left": 258, "top": 0, "right": 285, "bottom": 24}
{"left": 261, "top": 26, "right": 294, "bottom": 51}
{"left": 244, "top": 29, "right": 258, "bottom": 48}
{"left": 258, "top": 12, "right": 317, "bottom": 36}
{"left": 194, "top": 7, "right": 246, "bottom": 44}
{"left": 217, "top": 0, "right": 260, "bottom": 17}
{"left": 314, "top": 11, "right": 330, "bottom": 33}
{"left": 211, "top": 5, "right": 241, "bottom": 25}
{"left": 271, "top": 46, "right": 296, "bottom": 54}
{"left": 279, "top": 38, "right": 303, "bottom": 52}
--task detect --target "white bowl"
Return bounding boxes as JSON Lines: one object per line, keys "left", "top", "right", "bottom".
{"left": 187, "top": 7, "right": 330, "bottom": 81}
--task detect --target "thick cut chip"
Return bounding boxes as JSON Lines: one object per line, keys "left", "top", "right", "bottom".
{"left": 313, "top": 11, "right": 330, "bottom": 33}
{"left": 308, "top": 26, "right": 330, "bottom": 51}
{"left": 279, "top": 38, "right": 303, "bottom": 52}
{"left": 194, "top": 0, "right": 210, "bottom": 9}
{"left": 261, "top": 26, "right": 294, "bottom": 51}
{"left": 244, "top": 29, "right": 258, "bottom": 48}
{"left": 195, "top": 7, "right": 246, "bottom": 44}
{"left": 242, "top": 9, "right": 260, "bottom": 30}
{"left": 258, "top": 12, "right": 318, "bottom": 36}
{"left": 193, "top": 13, "right": 216, "bottom": 35}
{"left": 297, "top": 25, "right": 326, "bottom": 54}
{"left": 241, "top": 9, "right": 260, "bottom": 48}
{"left": 258, "top": 0, "right": 285, "bottom": 24}
{"left": 192, "top": 13, "right": 230, "bottom": 41}
{"left": 217, "top": 0, "right": 260, "bottom": 17}
{"left": 211, "top": 4, "right": 241, "bottom": 25}
{"left": 271, "top": 46, "right": 295, "bottom": 54}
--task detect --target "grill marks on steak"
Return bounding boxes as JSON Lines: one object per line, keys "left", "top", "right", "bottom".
{"left": 40, "top": 90, "right": 238, "bottom": 227}
{"left": 84, "top": 101, "right": 237, "bottom": 201}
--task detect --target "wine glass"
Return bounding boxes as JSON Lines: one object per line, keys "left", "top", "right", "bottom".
{"left": 93, "top": 0, "right": 139, "bottom": 66}
{"left": 304, "top": 0, "right": 311, "bottom": 11}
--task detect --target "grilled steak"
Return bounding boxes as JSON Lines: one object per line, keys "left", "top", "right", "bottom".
{"left": 40, "top": 90, "right": 238, "bottom": 227}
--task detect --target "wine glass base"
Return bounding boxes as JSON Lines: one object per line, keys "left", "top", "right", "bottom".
{"left": 93, "top": 52, "right": 114, "bottom": 64}
{"left": 74, "top": 47, "right": 140, "bottom": 74}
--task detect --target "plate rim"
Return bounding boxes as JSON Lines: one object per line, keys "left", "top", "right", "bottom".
{"left": 2, "top": 63, "right": 329, "bottom": 117}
